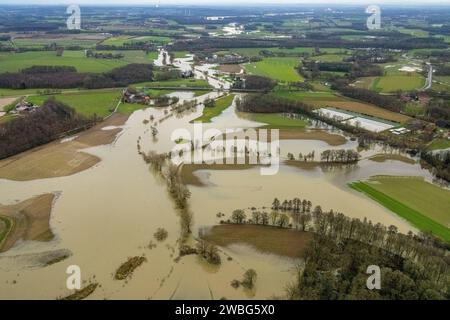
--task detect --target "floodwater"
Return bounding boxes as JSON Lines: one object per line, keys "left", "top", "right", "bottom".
{"left": 0, "top": 55, "right": 436, "bottom": 300}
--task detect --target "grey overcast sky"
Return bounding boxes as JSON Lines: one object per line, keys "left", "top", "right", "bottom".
{"left": 2, "top": 0, "right": 450, "bottom": 5}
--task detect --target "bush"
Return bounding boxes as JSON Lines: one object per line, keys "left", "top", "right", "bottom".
{"left": 153, "top": 228, "right": 168, "bottom": 242}
{"left": 241, "top": 269, "right": 257, "bottom": 289}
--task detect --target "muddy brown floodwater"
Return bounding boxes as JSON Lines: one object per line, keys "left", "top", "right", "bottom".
{"left": 0, "top": 56, "right": 436, "bottom": 300}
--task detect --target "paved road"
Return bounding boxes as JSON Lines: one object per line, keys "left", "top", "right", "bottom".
{"left": 421, "top": 63, "right": 433, "bottom": 91}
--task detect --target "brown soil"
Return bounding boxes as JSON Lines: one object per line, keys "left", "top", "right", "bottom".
{"left": 309, "top": 100, "right": 410, "bottom": 123}
{"left": 279, "top": 129, "right": 347, "bottom": 146}
{"left": 218, "top": 64, "right": 243, "bottom": 74}
{"left": 0, "top": 113, "right": 129, "bottom": 181}
{"left": 369, "top": 153, "right": 416, "bottom": 165}
{"left": 216, "top": 128, "right": 347, "bottom": 146}
{"left": 181, "top": 162, "right": 257, "bottom": 187}
{"left": 202, "top": 224, "right": 312, "bottom": 258}
{"left": 0, "top": 193, "right": 55, "bottom": 252}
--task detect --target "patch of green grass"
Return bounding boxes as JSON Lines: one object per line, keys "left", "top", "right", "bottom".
{"left": 173, "top": 51, "right": 189, "bottom": 58}
{"left": 373, "top": 75, "right": 425, "bottom": 93}
{"left": 101, "top": 35, "right": 134, "bottom": 46}
{"left": 118, "top": 103, "right": 147, "bottom": 114}
{"left": 397, "top": 27, "right": 429, "bottom": 37}
{"left": 313, "top": 53, "right": 349, "bottom": 62}
{"left": 350, "top": 177, "right": 450, "bottom": 241}
{"left": 125, "top": 35, "right": 172, "bottom": 45}
{"left": 272, "top": 90, "right": 342, "bottom": 102}
{"left": 427, "top": 138, "right": 450, "bottom": 151}
{"left": 0, "top": 50, "right": 152, "bottom": 73}
{"left": 12, "top": 38, "right": 98, "bottom": 49}
{"left": 147, "top": 51, "right": 159, "bottom": 61}
{"left": 27, "top": 90, "right": 121, "bottom": 117}
{"left": 238, "top": 112, "right": 308, "bottom": 129}
{"left": 192, "top": 94, "right": 235, "bottom": 123}
{"left": 244, "top": 57, "right": 303, "bottom": 82}
{"left": 0, "top": 114, "right": 17, "bottom": 124}
{"left": 0, "top": 215, "right": 14, "bottom": 250}
{"left": 405, "top": 102, "right": 425, "bottom": 116}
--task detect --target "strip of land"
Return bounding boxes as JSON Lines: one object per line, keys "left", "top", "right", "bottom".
{"left": 350, "top": 176, "right": 450, "bottom": 241}
{"left": 0, "top": 113, "right": 129, "bottom": 181}
{"left": 369, "top": 154, "right": 416, "bottom": 165}
{"left": 202, "top": 224, "right": 312, "bottom": 258}
{"left": 191, "top": 94, "right": 235, "bottom": 123}
{"left": 279, "top": 129, "right": 347, "bottom": 146}
{"left": 308, "top": 100, "right": 411, "bottom": 123}
{"left": 181, "top": 162, "right": 257, "bottom": 186}
{"left": 0, "top": 193, "right": 55, "bottom": 252}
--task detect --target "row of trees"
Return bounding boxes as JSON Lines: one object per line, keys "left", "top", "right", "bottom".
{"left": 232, "top": 75, "right": 277, "bottom": 91}
{"left": 140, "top": 149, "right": 192, "bottom": 241}
{"left": 0, "top": 63, "right": 153, "bottom": 89}
{"left": 333, "top": 83, "right": 405, "bottom": 113}
{"left": 85, "top": 50, "right": 124, "bottom": 60}
{"left": 169, "top": 35, "right": 446, "bottom": 53}
{"left": 320, "top": 149, "right": 360, "bottom": 163}
{"left": 230, "top": 209, "right": 291, "bottom": 229}
{"left": 421, "top": 151, "right": 450, "bottom": 182}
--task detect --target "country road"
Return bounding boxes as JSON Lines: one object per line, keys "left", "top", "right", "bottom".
{"left": 421, "top": 63, "right": 433, "bottom": 91}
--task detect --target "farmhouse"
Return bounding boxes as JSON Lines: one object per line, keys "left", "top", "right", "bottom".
{"left": 181, "top": 70, "right": 194, "bottom": 78}
{"left": 11, "top": 101, "right": 38, "bottom": 114}
{"left": 122, "top": 88, "right": 151, "bottom": 104}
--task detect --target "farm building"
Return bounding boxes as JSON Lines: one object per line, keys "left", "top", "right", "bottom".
{"left": 11, "top": 101, "right": 38, "bottom": 114}
{"left": 122, "top": 88, "right": 151, "bottom": 104}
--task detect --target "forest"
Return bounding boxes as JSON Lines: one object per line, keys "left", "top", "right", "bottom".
{"left": 0, "top": 99, "right": 95, "bottom": 159}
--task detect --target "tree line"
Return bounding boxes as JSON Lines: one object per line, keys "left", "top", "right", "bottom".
{"left": 0, "top": 63, "right": 153, "bottom": 90}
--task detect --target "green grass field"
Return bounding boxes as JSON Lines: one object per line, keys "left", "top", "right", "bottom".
{"left": 192, "top": 94, "right": 235, "bottom": 123}
{"left": 238, "top": 112, "right": 308, "bottom": 129}
{"left": 350, "top": 176, "right": 450, "bottom": 241}
{"left": 372, "top": 75, "right": 425, "bottom": 93}
{"left": 313, "top": 53, "right": 350, "bottom": 62}
{"left": 12, "top": 38, "right": 98, "bottom": 49}
{"left": 0, "top": 50, "right": 152, "bottom": 73}
{"left": 100, "top": 36, "right": 134, "bottom": 46}
{"left": 427, "top": 138, "right": 450, "bottom": 151}
{"left": 244, "top": 57, "right": 303, "bottom": 82}
{"left": 127, "top": 36, "right": 172, "bottom": 45}
{"left": 272, "top": 90, "right": 343, "bottom": 102}
{"left": 27, "top": 90, "right": 121, "bottom": 117}
{"left": 397, "top": 27, "right": 429, "bottom": 37}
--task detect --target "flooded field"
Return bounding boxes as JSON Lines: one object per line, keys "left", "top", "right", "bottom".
{"left": 0, "top": 50, "right": 437, "bottom": 300}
